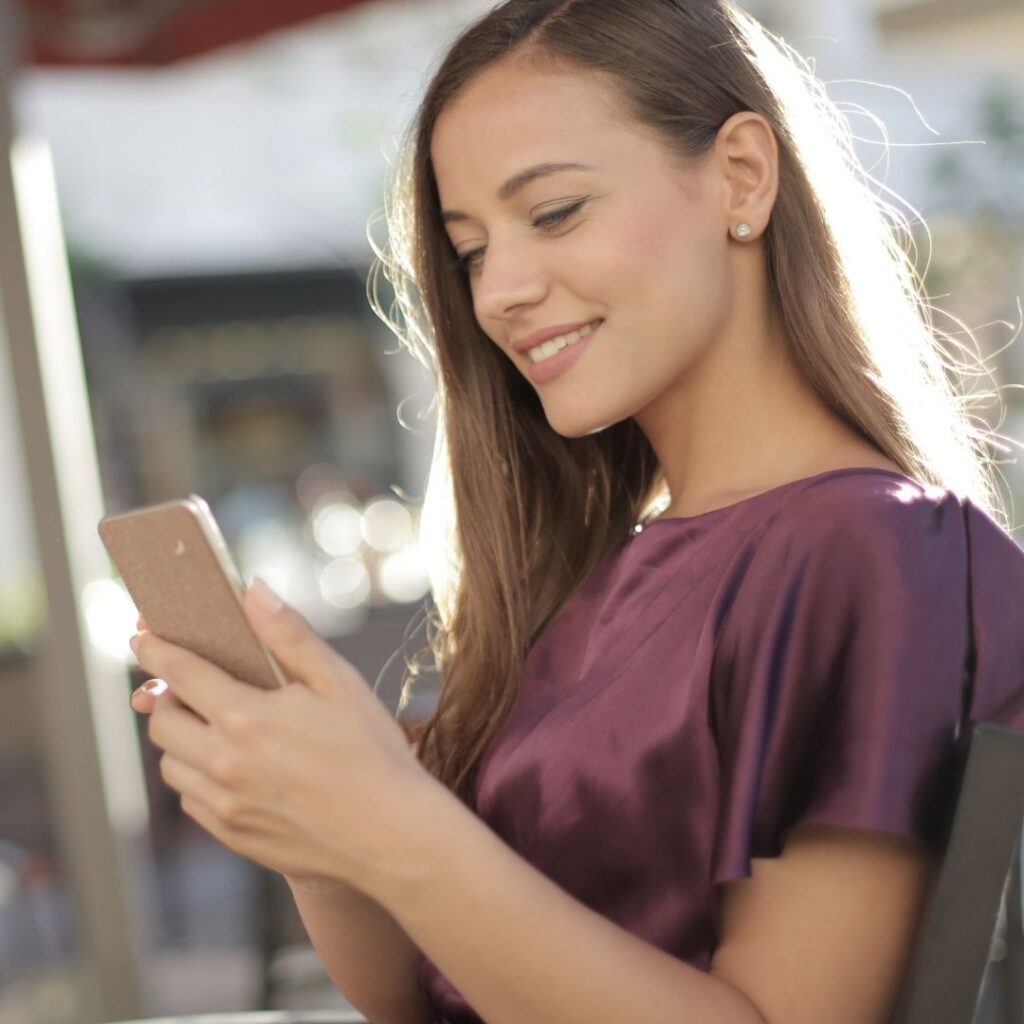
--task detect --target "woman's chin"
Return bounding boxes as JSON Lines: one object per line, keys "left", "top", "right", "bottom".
{"left": 542, "top": 406, "right": 620, "bottom": 440}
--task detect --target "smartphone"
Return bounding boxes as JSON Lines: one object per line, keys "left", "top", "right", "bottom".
{"left": 98, "top": 494, "right": 287, "bottom": 689}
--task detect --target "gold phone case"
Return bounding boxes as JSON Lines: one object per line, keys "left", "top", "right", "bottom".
{"left": 98, "top": 495, "right": 287, "bottom": 689}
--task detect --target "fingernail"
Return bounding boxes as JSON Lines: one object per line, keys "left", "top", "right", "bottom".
{"left": 129, "top": 634, "right": 139, "bottom": 655}
{"left": 131, "top": 679, "right": 167, "bottom": 701}
{"left": 249, "top": 577, "right": 283, "bottom": 616}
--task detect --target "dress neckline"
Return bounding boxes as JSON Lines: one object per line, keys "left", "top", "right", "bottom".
{"left": 635, "top": 466, "right": 916, "bottom": 533}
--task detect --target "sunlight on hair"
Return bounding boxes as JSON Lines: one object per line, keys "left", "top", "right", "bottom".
{"left": 366, "top": 3, "right": 1021, "bottom": 796}
{"left": 726, "top": 4, "right": 1012, "bottom": 513}
{"left": 370, "top": 4, "right": 1019, "bottom": 633}
{"left": 368, "top": 149, "right": 463, "bottom": 622}
{"left": 417, "top": 411, "right": 461, "bottom": 623}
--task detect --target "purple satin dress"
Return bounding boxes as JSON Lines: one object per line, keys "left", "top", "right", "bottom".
{"left": 419, "top": 467, "right": 1024, "bottom": 1023}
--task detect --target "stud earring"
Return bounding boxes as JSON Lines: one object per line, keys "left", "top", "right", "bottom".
{"left": 734, "top": 222, "right": 752, "bottom": 240}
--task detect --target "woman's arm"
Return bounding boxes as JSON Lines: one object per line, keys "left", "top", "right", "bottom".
{"left": 284, "top": 875, "right": 430, "bottom": 1024}
{"left": 711, "top": 824, "right": 934, "bottom": 1024}
{"left": 366, "top": 783, "right": 768, "bottom": 1024}
{"left": 130, "top": 604, "right": 929, "bottom": 1024}
{"left": 363, "top": 786, "right": 931, "bottom": 1024}
{"left": 130, "top": 615, "right": 428, "bottom": 1023}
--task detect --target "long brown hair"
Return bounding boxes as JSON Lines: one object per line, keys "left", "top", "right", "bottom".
{"left": 370, "top": 0, "right": 1011, "bottom": 804}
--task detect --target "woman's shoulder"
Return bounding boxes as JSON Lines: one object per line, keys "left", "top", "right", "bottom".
{"left": 757, "top": 464, "right": 969, "bottom": 555}
{"left": 770, "top": 458, "right": 987, "bottom": 532}
{"left": 734, "top": 464, "right": 1024, "bottom": 632}
{"left": 761, "top": 463, "right": 1022, "bottom": 567}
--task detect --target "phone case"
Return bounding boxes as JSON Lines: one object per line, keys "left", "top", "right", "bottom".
{"left": 98, "top": 495, "right": 287, "bottom": 689}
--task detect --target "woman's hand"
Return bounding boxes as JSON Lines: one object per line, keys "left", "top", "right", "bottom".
{"left": 128, "top": 581, "right": 440, "bottom": 898}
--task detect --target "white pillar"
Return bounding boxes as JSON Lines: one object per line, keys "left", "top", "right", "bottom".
{"left": 0, "top": 1, "right": 150, "bottom": 1019}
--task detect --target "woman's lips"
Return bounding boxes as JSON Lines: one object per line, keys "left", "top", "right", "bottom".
{"left": 524, "top": 320, "right": 601, "bottom": 386}
{"left": 512, "top": 318, "right": 601, "bottom": 355}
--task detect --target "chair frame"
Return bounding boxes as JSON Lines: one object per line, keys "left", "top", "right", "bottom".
{"left": 892, "top": 722, "right": 1024, "bottom": 1024}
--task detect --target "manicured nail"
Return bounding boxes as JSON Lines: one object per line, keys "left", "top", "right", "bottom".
{"left": 249, "top": 577, "right": 283, "bottom": 616}
{"left": 131, "top": 679, "right": 167, "bottom": 700}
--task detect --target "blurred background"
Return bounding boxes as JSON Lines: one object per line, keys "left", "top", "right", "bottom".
{"left": 0, "top": 0, "right": 1020, "bottom": 1022}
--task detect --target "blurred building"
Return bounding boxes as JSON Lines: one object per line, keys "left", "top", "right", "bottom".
{"left": 0, "top": 2, "right": 485, "bottom": 1021}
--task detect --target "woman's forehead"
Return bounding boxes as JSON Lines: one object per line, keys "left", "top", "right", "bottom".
{"left": 433, "top": 60, "right": 627, "bottom": 153}
{"left": 429, "top": 64, "right": 651, "bottom": 195}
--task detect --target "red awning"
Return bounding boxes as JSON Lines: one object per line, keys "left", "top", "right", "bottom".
{"left": 19, "top": 0, "right": 378, "bottom": 67}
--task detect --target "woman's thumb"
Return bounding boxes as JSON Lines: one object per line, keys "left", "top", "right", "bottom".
{"left": 242, "top": 577, "right": 342, "bottom": 697}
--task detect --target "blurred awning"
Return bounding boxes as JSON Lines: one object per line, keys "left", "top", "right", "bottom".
{"left": 878, "top": 0, "right": 1020, "bottom": 33}
{"left": 19, "top": 0, "right": 380, "bottom": 66}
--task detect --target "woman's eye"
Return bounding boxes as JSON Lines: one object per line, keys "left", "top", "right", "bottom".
{"left": 451, "top": 198, "right": 588, "bottom": 276}
{"left": 454, "top": 247, "right": 485, "bottom": 274}
{"left": 533, "top": 198, "right": 588, "bottom": 229}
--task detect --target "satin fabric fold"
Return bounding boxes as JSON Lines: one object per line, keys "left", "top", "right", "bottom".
{"left": 419, "top": 468, "right": 1024, "bottom": 1023}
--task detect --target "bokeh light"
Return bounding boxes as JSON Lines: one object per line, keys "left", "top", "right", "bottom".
{"left": 312, "top": 500, "right": 363, "bottom": 556}
{"left": 319, "top": 555, "right": 372, "bottom": 610}
{"left": 81, "top": 578, "right": 137, "bottom": 663}
{"left": 360, "top": 497, "right": 413, "bottom": 553}
{"left": 379, "top": 543, "right": 430, "bottom": 604}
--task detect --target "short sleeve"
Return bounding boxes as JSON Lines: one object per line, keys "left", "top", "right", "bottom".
{"left": 708, "top": 483, "right": 1024, "bottom": 885}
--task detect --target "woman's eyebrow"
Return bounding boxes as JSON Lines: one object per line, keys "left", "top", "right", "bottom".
{"left": 442, "top": 161, "right": 594, "bottom": 223}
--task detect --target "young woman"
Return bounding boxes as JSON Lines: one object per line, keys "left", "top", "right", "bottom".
{"left": 129, "top": 2, "right": 1024, "bottom": 1023}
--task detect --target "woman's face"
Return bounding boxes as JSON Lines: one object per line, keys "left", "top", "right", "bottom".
{"left": 430, "top": 58, "right": 737, "bottom": 438}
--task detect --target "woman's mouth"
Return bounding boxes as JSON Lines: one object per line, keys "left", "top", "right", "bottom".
{"left": 525, "top": 320, "right": 602, "bottom": 386}
{"left": 527, "top": 319, "right": 603, "bottom": 364}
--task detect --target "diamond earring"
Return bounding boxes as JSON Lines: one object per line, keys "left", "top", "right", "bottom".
{"left": 735, "top": 222, "right": 752, "bottom": 240}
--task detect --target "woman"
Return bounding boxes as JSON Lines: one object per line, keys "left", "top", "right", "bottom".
{"left": 129, "top": 2, "right": 1024, "bottom": 1022}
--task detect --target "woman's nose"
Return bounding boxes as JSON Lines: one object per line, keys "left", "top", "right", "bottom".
{"left": 473, "top": 244, "right": 549, "bottom": 323}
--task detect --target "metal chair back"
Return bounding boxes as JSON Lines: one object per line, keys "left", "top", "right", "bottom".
{"left": 892, "top": 722, "right": 1024, "bottom": 1024}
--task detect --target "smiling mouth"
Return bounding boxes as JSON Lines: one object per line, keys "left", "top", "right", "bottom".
{"left": 527, "top": 320, "right": 603, "bottom": 364}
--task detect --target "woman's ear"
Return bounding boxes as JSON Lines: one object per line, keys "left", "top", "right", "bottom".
{"left": 713, "top": 111, "right": 779, "bottom": 240}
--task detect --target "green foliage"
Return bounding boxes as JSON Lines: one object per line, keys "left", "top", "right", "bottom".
{"left": 926, "top": 77, "right": 1024, "bottom": 225}
{"left": 0, "top": 569, "right": 46, "bottom": 657}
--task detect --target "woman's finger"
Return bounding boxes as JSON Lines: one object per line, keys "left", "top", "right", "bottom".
{"left": 157, "top": 749, "right": 224, "bottom": 806}
{"left": 242, "top": 578, "right": 355, "bottom": 699}
{"left": 157, "top": 753, "right": 241, "bottom": 839}
{"left": 147, "top": 689, "right": 219, "bottom": 774}
{"left": 179, "top": 790, "right": 235, "bottom": 850}
{"left": 131, "top": 630, "right": 257, "bottom": 726}
{"left": 129, "top": 678, "right": 167, "bottom": 714}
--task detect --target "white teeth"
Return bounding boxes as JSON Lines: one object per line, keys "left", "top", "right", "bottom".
{"left": 528, "top": 321, "right": 601, "bottom": 363}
